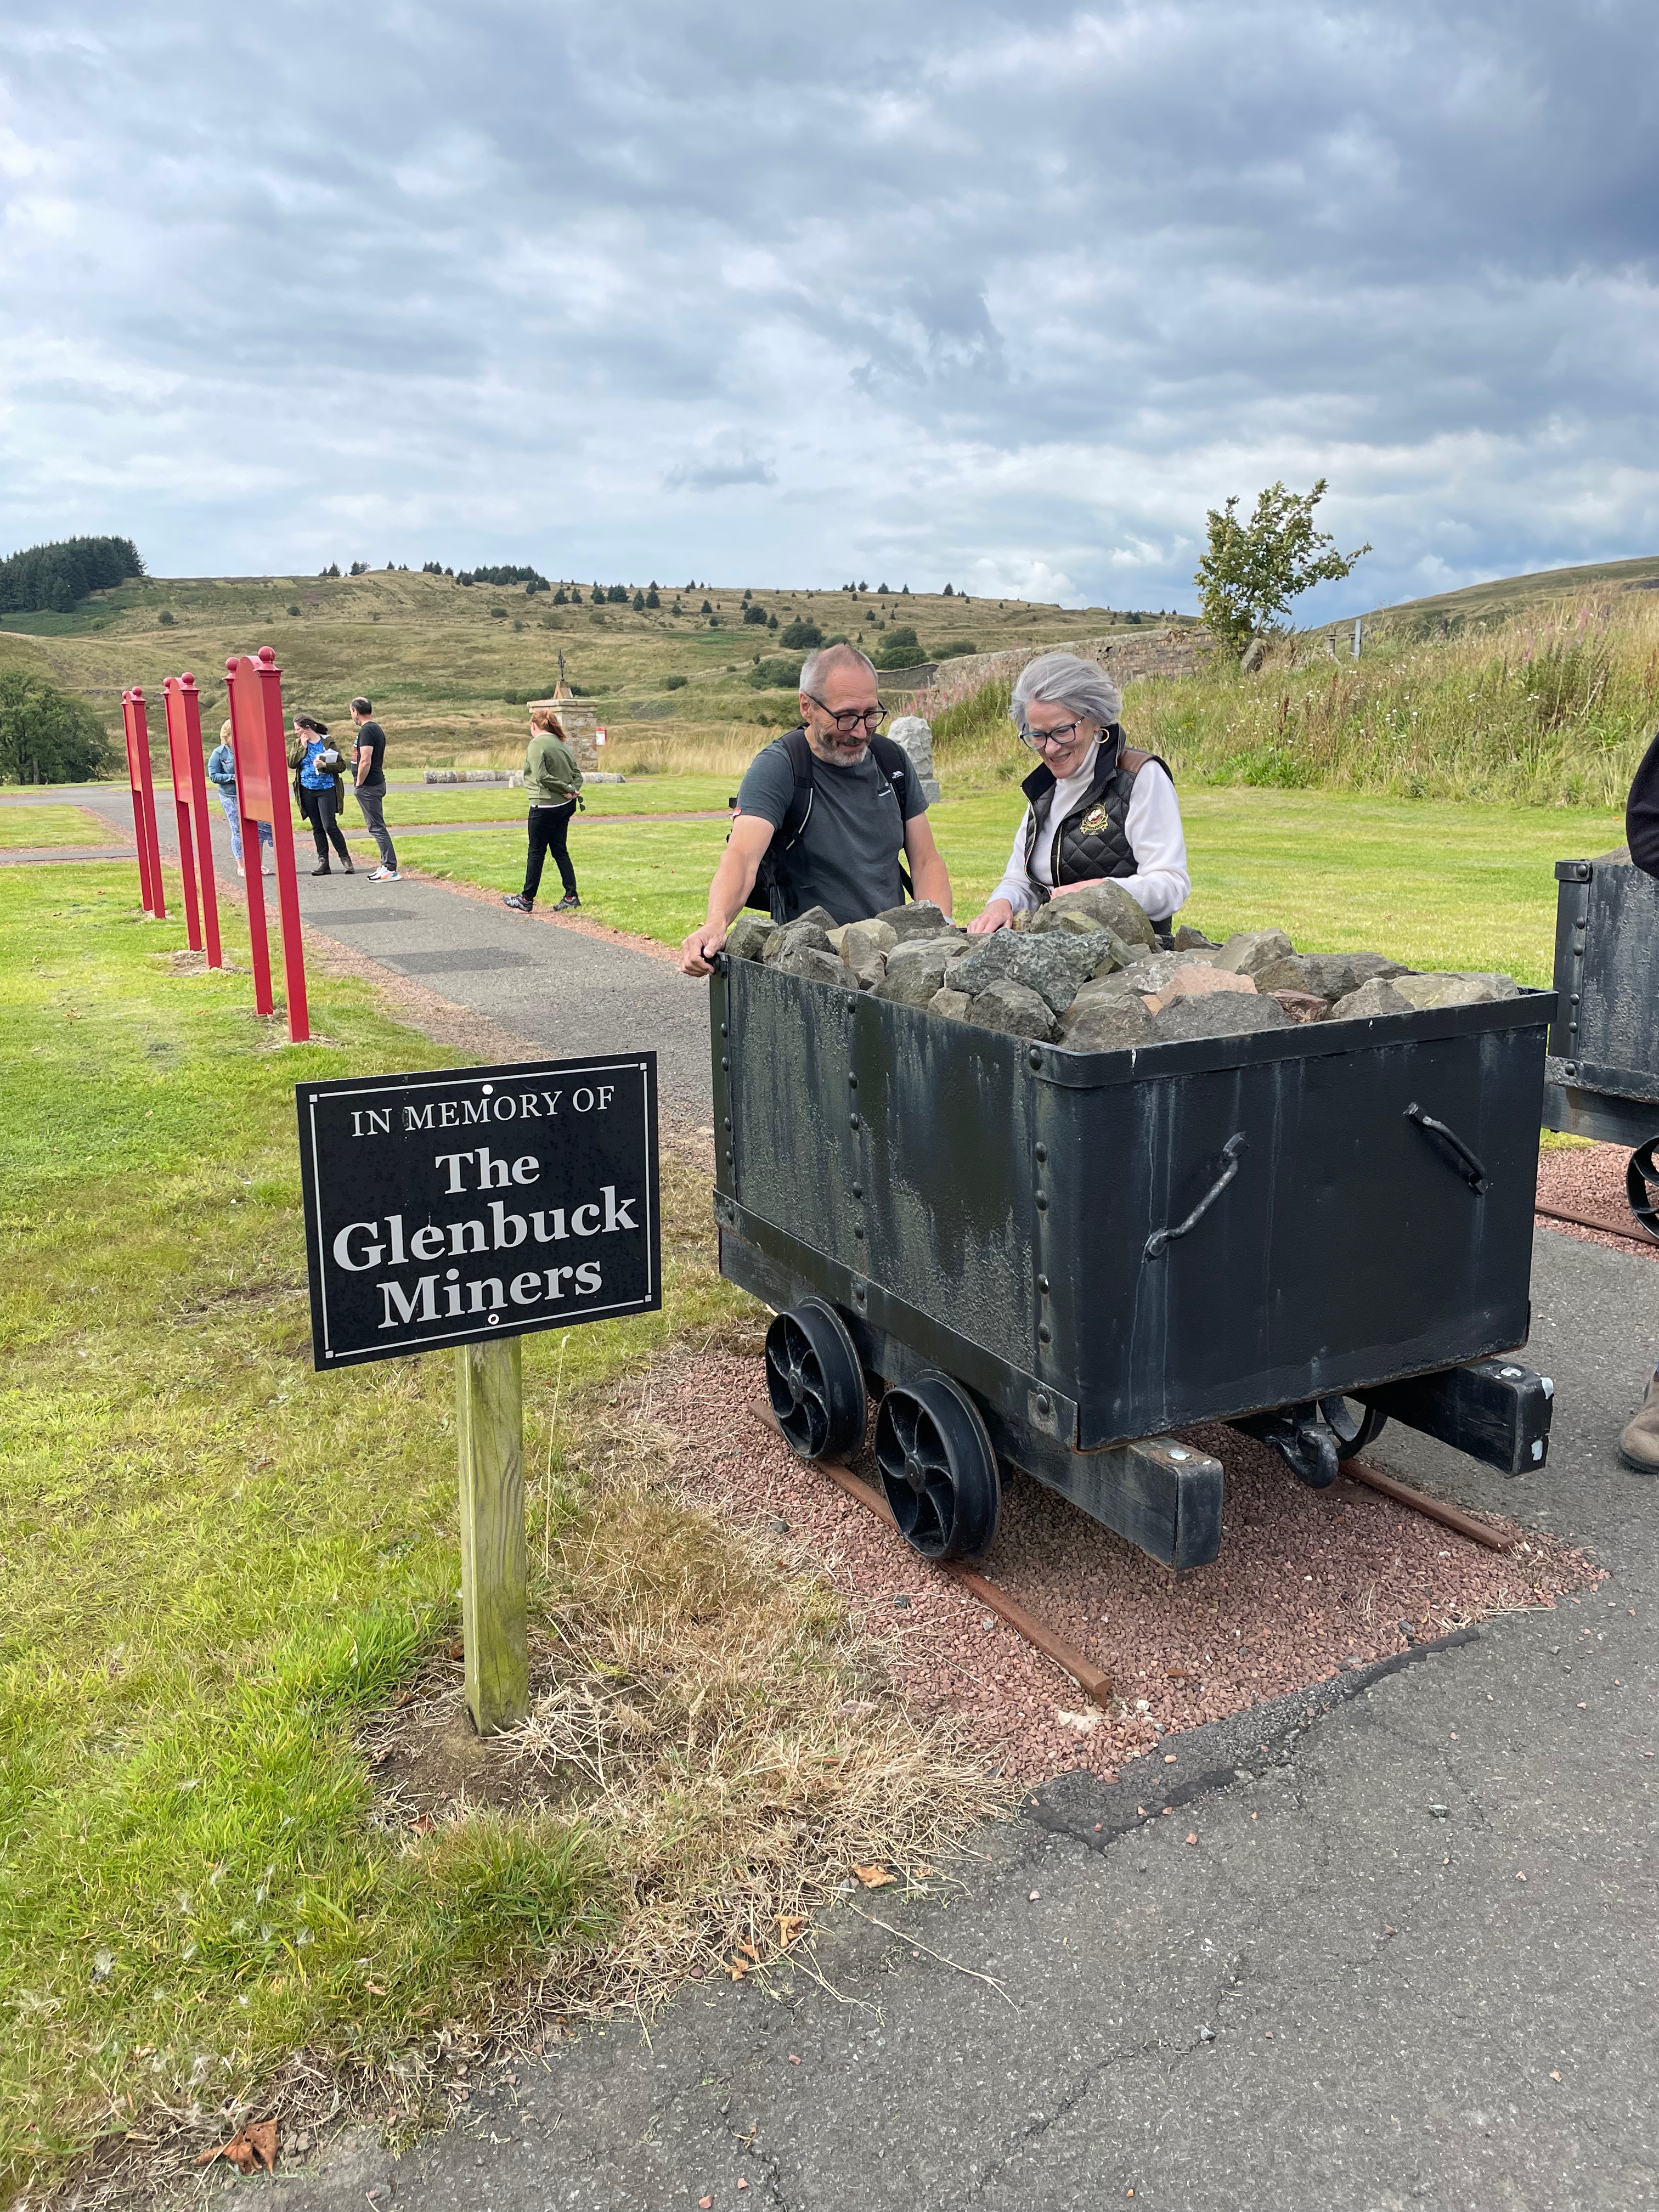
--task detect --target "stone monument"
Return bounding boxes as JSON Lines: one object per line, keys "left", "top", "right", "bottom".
{"left": 887, "top": 714, "right": 941, "bottom": 804}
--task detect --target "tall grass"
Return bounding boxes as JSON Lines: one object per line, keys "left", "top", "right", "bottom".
{"left": 929, "top": 596, "right": 1659, "bottom": 810}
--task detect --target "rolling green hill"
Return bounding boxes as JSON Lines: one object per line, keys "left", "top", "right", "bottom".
{"left": 1352, "top": 552, "right": 1659, "bottom": 635}
{"left": 0, "top": 568, "right": 1186, "bottom": 776}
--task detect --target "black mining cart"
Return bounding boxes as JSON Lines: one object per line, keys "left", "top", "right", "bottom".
{"left": 1544, "top": 848, "right": 1659, "bottom": 1237}
{"left": 709, "top": 955, "right": 1557, "bottom": 1572}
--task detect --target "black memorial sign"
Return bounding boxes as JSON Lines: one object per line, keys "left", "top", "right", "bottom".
{"left": 297, "top": 1054, "right": 659, "bottom": 1369}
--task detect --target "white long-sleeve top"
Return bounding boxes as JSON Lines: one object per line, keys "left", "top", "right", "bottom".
{"left": 990, "top": 739, "right": 1190, "bottom": 924}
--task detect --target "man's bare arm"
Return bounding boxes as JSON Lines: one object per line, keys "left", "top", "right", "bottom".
{"left": 680, "top": 814, "right": 775, "bottom": 975}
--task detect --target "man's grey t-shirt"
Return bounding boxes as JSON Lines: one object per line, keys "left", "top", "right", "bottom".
{"left": 736, "top": 734, "right": 927, "bottom": 924}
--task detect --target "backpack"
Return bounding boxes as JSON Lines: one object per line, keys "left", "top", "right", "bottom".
{"left": 737, "top": 726, "right": 915, "bottom": 916}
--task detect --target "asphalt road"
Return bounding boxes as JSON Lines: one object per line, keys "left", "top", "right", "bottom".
{"left": 35, "top": 783, "right": 1659, "bottom": 2209}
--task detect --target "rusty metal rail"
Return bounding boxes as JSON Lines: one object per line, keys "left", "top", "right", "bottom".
{"left": 1536, "top": 1198, "right": 1658, "bottom": 1248}
{"left": 751, "top": 1398, "right": 1115, "bottom": 1709}
{"left": 1343, "top": 1459, "right": 1512, "bottom": 1551}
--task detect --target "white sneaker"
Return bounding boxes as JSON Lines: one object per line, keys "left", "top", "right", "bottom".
{"left": 377, "top": 868, "right": 402, "bottom": 882}
{"left": 368, "top": 866, "right": 391, "bottom": 881}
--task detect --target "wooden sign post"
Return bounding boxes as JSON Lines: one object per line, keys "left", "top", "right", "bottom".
{"left": 296, "top": 1055, "right": 661, "bottom": 1733}
{"left": 225, "top": 647, "right": 309, "bottom": 1042}
{"left": 161, "top": 673, "right": 222, "bottom": 968}
{"left": 456, "top": 1336, "right": 529, "bottom": 1730}
{"left": 121, "top": 688, "right": 166, "bottom": 917}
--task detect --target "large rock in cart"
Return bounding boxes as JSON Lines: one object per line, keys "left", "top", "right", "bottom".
{"left": 709, "top": 956, "right": 1557, "bottom": 1571}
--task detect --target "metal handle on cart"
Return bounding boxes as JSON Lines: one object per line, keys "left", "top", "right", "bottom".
{"left": 1144, "top": 1133, "right": 1248, "bottom": 1261}
{"left": 1405, "top": 1102, "right": 1487, "bottom": 1195}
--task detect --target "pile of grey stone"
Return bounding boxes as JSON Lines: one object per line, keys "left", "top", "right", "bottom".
{"left": 722, "top": 882, "right": 1521, "bottom": 1051}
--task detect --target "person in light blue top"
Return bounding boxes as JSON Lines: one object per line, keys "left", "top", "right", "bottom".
{"left": 287, "top": 713, "right": 353, "bottom": 876}
{"left": 207, "top": 718, "right": 273, "bottom": 876}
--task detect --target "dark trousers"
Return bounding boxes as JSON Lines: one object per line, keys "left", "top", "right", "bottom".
{"left": 299, "top": 783, "right": 351, "bottom": 865}
{"left": 523, "top": 802, "right": 577, "bottom": 904}
{"left": 354, "top": 783, "right": 397, "bottom": 870}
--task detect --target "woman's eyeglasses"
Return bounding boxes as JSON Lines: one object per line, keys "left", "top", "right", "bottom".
{"left": 805, "top": 695, "right": 888, "bottom": 734}
{"left": 1019, "top": 718, "right": 1087, "bottom": 752}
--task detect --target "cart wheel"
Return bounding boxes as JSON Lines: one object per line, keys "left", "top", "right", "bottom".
{"left": 764, "top": 1300, "right": 866, "bottom": 1462}
{"left": 1235, "top": 1403, "right": 1342, "bottom": 1488}
{"left": 1319, "top": 1396, "right": 1390, "bottom": 1462}
{"left": 874, "top": 1375, "right": 1001, "bottom": 1561}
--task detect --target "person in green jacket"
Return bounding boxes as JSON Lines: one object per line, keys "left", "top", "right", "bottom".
{"left": 503, "top": 706, "right": 583, "bottom": 912}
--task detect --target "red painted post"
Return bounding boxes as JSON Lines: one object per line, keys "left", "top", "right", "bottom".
{"left": 225, "top": 654, "right": 274, "bottom": 1015}
{"left": 225, "top": 648, "right": 309, "bottom": 1043}
{"left": 162, "top": 673, "right": 222, "bottom": 968}
{"left": 121, "top": 689, "right": 166, "bottom": 916}
{"left": 120, "top": 694, "right": 153, "bottom": 911}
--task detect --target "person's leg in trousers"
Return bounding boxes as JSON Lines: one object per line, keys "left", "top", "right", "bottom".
{"left": 546, "top": 801, "right": 578, "bottom": 899}
{"left": 302, "top": 790, "right": 330, "bottom": 865}
{"left": 217, "top": 788, "right": 244, "bottom": 867}
{"left": 320, "top": 785, "right": 352, "bottom": 866}
{"left": 355, "top": 786, "right": 397, "bottom": 872}
{"left": 521, "top": 806, "right": 554, "bottom": 906}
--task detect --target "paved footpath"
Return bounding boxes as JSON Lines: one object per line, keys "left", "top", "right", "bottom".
{"left": 59, "top": 782, "right": 716, "bottom": 1122}
{"left": 25, "top": 787, "right": 1659, "bottom": 2208}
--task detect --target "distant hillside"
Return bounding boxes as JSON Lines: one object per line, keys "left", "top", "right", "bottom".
{"left": 0, "top": 567, "right": 1191, "bottom": 769}
{"left": 1352, "top": 553, "right": 1659, "bottom": 634}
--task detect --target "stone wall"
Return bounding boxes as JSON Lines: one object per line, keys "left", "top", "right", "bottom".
{"left": 528, "top": 698, "right": 600, "bottom": 769}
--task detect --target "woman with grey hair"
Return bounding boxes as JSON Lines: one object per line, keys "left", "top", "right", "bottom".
{"left": 967, "top": 651, "right": 1189, "bottom": 935}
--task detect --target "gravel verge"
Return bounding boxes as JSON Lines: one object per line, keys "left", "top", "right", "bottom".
{"left": 1537, "top": 1137, "right": 1659, "bottom": 1258}
{"left": 652, "top": 1351, "right": 1601, "bottom": 1786}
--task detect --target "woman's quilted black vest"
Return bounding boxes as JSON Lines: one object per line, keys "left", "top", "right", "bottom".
{"left": 1019, "top": 725, "right": 1171, "bottom": 895}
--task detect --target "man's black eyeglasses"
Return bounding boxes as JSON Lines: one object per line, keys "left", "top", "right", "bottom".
{"left": 805, "top": 695, "right": 888, "bottom": 735}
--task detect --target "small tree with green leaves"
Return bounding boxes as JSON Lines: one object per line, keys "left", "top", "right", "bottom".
{"left": 1194, "top": 478, "right": 1370, "bottom": 652}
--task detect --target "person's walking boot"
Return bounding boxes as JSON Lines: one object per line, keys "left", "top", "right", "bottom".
{"left": 312, "top": 862, "right": 331, "bottom": 876}
{"left": 502, "top": 893, "right": 532, "bottom": 912}
{"left": 1618, "top": 1369, "right": 1659, "bottom": 1473}
{"left": 554, "top": 891, "right": 581, "bottom": 911}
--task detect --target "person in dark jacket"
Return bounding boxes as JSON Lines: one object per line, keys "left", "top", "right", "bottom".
{"left": 503, "top": 707, "right": 583, "bottom": 912}
{"left": 966, "top": 651, "right": 1189, "bottom": 936}
{"left": 1618, "top": 729, "right": 1659, "bottom": 1471}
{"left": 288, "top": 714, "right": 352, "bottom": 876}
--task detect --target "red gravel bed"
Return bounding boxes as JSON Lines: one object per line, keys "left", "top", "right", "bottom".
{"left": 652, "top": 1353, "right": 1601, "bottom": 1786}
{"left": 1537, "top": 1139, "right": 1658, "bottom": 1259}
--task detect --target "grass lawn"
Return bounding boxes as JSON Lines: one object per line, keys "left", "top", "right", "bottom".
{"left": 0, "top": 866, "right": 985, "bottom": 2199}
{"left": 404, "top": 785, "right": 1621, "bottom": 984}
{"left": 322, "top": 773, "right": 737, "bottom": 828}
{"left": 0, "top": 801, "right": 111, "bottom": 847}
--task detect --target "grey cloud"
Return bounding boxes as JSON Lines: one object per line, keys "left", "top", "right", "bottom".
{"left": 663, "top": 450, "right": 778, "bottom": 492}
{"left": 2, "top": 0, "right": 1656, "bottom": 610}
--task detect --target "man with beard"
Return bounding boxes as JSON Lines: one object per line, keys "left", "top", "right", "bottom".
{"left": 679, "top": 643, "right": 952, "bottom": 974}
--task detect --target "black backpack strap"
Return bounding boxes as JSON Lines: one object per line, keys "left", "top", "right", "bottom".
{"left": 867, "top": 732, "right": 912, "bottom": 812}
{"left": 776, "top": 726, "right": 816, "bottom": 849}
{"left": 867, "top": 732, "right": 916, "bottom": 900}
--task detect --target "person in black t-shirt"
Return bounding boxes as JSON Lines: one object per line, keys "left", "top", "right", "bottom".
{"left": 679, "top": 644, "right": 951, "bottom": 972}
{"left": 349, "top": 696, "right": 399, "bottom": 880}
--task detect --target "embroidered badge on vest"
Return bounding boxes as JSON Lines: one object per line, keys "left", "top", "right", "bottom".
{"left": 1079, "top": 803, "right": 1108, "bottom": 833}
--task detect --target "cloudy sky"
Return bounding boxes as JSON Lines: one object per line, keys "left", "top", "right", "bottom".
{"left": 3, "top": 2, "right": 1657, "bottom": 614}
